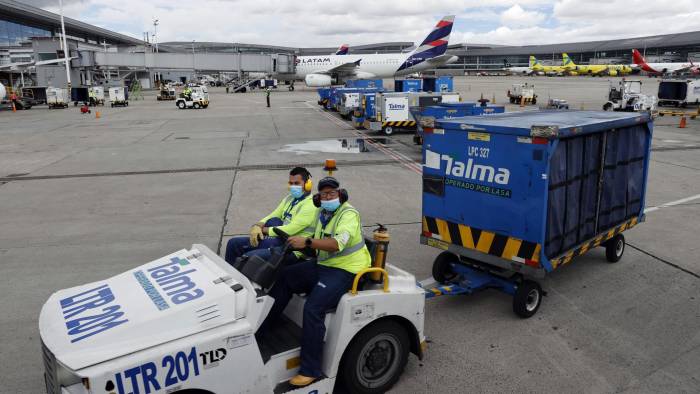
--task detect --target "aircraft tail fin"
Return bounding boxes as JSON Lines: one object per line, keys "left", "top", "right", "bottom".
{"left": 334, "top": 44, "right": 349, "bottom": 55}
{"left": 562, "top": 53, "right": 575, "bottom": 67}
{"left": 529, "top": 56, "right": 539, "bottom": 67}
{"left": 632, "top": 49, "right": 647, "bottom": 66}
{"left": 413, "top": 15, "right": 454, "bottom": 57}
{"left": 398, "top": 15, "right": 454, "bottom": 71}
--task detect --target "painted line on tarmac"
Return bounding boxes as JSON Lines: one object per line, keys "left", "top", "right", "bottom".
{"left": 304, "top": 101, "right": 422, "bottom": 175}
{"left": 644, "top": 193, "right": 700, "bottom": 214}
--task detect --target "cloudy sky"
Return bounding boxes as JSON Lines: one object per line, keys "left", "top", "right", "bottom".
{"left": 20, "top": 0, "right": 700, "bottom": 47}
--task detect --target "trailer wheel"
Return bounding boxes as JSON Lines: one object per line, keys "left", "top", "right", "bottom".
{"left": 605, "top": 234, "right": 625, "bottom": 263}
{"left": 177, "top": 101, "right": 186, "bottom": 109}
{"left": 382, "top": 126, "right": 393, "bottom": 135}
{"left": 603, "top": 103, "right": 613, "bottom": 111}
{"left": 432, "top": 251, "right": 459, "bottom": 283}
{"left": 513, "top": 280, "right": 542, "bottom": 318}
{"left": 338, "top": 320, "right": 409, "bottom": 394}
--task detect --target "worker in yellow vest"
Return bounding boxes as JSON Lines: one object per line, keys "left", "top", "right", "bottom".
{"left": 258, "top": 177, "right": 371, "bottom": 387}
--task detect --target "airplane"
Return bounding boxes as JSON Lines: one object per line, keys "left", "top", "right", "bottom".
{"left": 632, "top": 49, "right": 699, "bottom": 75}
{"left": 529, "top": 55, "right": 570, "bottom": 76}
{"left": 334, "top": 44, "right": 349, "bottom": 55}
{"left": 562, "top": 53, "right": 634, "bottom": 76}
{"left": 290, "top": 15, "right": 458, "bottom": 87}
{"left": 502, "top": 59, "right": 533, "bottom": 75}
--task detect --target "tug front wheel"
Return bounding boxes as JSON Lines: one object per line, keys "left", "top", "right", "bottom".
{"left": 338, "top": 320, "right": 410, "bottom": 394}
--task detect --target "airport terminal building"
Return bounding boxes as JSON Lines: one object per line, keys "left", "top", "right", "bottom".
{"left": 3, "top": 0, "right": 700, "bottom": 88}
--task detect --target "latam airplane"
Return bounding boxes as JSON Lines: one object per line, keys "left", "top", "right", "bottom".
{"left": 292, "top": 15, "right": 458, "bottom": 87}
{"left": 632, "top": 49, "right": 699, "bottom": 75}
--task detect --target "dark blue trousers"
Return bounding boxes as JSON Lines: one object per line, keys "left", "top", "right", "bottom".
{"left": 260, "top": 260, "right": 355, "bottom": 378}
{"left": 224, "top": 218, "right": 284, "bottom": 264}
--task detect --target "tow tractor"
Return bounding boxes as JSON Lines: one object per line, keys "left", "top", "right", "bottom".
{"left": 39, "top": 226, "right": 425, "bottom": 394}
{"left": 507, "top": 83, "right": 537, "bottom": 105}
{"left": 176, "top": 85, "right": 210, "bottom": 109}
{"left": 603, "top": 79, "right": 657, "bottom": 112}
{"left": 157, "top": 85, "right": 177, "bottom": 101}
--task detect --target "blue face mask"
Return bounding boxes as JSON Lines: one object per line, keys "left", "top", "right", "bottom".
{"left": 289, "top": 185, "right": 304, "bottom": 199}
{"left": 321, "top": 198, "right": 341, "bottom": 212}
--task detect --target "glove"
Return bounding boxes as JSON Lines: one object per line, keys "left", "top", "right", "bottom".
{"left": 249, "top": 225, "right": 263, "bottom": 247}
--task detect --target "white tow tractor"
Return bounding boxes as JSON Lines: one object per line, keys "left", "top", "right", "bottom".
{"left": 603, "top": 79, "right": 657, "bottom": 112}
{"left": 176, "top": 86, "right": 210, "bottom": 109}
{"left": 39, "top": 228, "right": 425, "bottom": 394}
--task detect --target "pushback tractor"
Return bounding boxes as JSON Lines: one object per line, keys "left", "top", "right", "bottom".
{"left": 419, "top": 110, "right": 652, "bottom": 317}
{"left": 39, "top": 227, "right": 425, "bottom": 394}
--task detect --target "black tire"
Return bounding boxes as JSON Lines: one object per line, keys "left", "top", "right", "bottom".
{"left": 338, "top": 320, "right": 410, "bottom": 394}
{"left": 432, "top": 251, "right": 459, "bottom": 283}
{"left": 603, "top": 103, "right": 613, "bottom": 111}
{"left": 193, "top": 102, "right": 201, "bottom": 109}
{"left": 513, "top": 280, "right": 542, "bottom": 318}
{"left": 605, "top": 234, "right": 625, "bottom": 263}
{"left": 382, "top": 126, "right": 393, "bottom": 135}
{"left": 177, "top": 101, "right": 186, "bottom": 109}
{"left": 531, "top": 98, "right": 537, "bottom": 105}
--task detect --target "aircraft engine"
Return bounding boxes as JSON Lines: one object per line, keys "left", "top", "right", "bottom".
{"left": 609, "top": 70, "right": 618, "bottom": 76}
{"left": 305, "top": 74, "right": 333, "bottom": 87}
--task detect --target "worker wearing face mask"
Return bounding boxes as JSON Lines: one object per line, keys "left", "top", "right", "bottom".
{"left": 224, "top": 167, "right": 318, "bottom": 264}
{"left": 258, "top": 177, "right": 371, "bottom": 387}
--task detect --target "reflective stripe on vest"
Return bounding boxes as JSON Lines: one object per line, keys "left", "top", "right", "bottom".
{"left": 317, "top": 206, "right": 364, "bottom": 262}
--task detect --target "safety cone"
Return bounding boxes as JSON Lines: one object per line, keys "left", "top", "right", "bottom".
{"left": 679, "top": 116, "right": 687, "bottom": 128}
{"left": 95, "top": 111, "right": 101, "bottom": 119}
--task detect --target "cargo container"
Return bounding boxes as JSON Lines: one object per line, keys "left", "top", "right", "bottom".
{"left": 317, "top": 87, "right": 333, "bottom": 107}
{"left": 90, "top": 86, "right": 105, "bottom": 106}
{"left": 46, "top": 87, "right": 69, "bottom": 109}
{"left": 345, "top": 79, "right": 383, "bottom": 89}
{"left": 419, "top": 110, "right": 652, "bottom": 317}
{"left": 423, "top": 76, "right": 454, "bottom": 92}
{"left": 338, "top": 88, "right": 384, "bottom": 119}
{"left": 351, "top": 91, "right": 379, "bottom": 129}
{"left": 21, "top": 86, "right": 47, "bottom": 104}
{"left": 109, "top": 86, "right": 129, "bottom": 107}
{"left": 394, "top": 79, "right": 422, "bottom": 92}
{"left": 71, "top": 87, "right": 89, "bottom": 106}
{"left": 657, "top": 79, "right": 700, "bottom": 107}
{"left": 366, "top": 92, "right": 445, "bottom": 135}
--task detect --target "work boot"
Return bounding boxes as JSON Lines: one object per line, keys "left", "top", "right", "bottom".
{"left": 289, "top": 375, "right": 315, "bottom": 387}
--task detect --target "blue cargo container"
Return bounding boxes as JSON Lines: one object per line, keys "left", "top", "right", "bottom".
{"left": 419, "top": 110, "right": 652, "bottom": 317}
{"left": 394, "top": 79, "right": 422, "bottom": 92}
{"left": 317, "top": 87, "right": 333, "bottom": 107}
{"left": 351, "top": 91, "right": 379, "bottom": 128}
{"left": 345, "top": 79, "right": 383, "bottom": 89}
{"left": 422, "top": 76, "right": 454, "bottom": 92}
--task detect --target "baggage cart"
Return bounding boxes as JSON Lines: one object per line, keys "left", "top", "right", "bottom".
{"left": 345, "top": 79, "right": 383, "bottom": 89}
{"left": 351, "top": 91, "right": 379, "bottom": 129}
{"left": 394, "top": 79, "right": 422, "bottom": 92}
{"left": 366, "top": 92, "right": 443, "bottom": 135}
{"left": 46, "top": 87, "right": 69, "bottom": 109}
{"left": 422, "top": 76, "right": 454, "bottom": 92}
{"left": 89, "top": 86, "right": 105, "bottom": 106}
{"left": 410, "top": 102, "right": 505, "bottom": 144}
{"left": 419, "top": 110, "right": 653, "bottom": 318}
{"left": 71, "top": 87, "right": 89, "bottom": 106}
{"left": 109, "top": 86, "right": 129, "bottom": 107}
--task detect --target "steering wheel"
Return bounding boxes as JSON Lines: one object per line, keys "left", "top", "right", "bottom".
{"left": 273, "top": 227, "right": 290, "bottom": 243}
{"left": 274, "top": 228, "right": 315, "bottom": 258}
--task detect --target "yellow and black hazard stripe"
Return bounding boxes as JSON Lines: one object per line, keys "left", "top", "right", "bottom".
{"left": 422, "top": 216, "right": 541, "bottom": 267}
{"left": 383, "top": 120, "right": 417, "bottom": 128}
{"left": 550, "top": 216, "right": 639, "bottom": 269}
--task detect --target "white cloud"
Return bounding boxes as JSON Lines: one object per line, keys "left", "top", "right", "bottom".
{"left": 500, "top": 5, "right": 546, "bottom": 28}
{"left": 26, "top": 0, "right": 700, "bottom": 47}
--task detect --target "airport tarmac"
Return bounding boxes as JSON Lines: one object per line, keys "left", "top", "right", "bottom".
{"left": 0, "top": 76, "right": 698, "bottom": 393}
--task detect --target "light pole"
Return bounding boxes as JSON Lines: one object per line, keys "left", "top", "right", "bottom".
{"left": 153, "top": 18, "right": 159, "bottom": 53}
{"left": 58, "top": 0, "right": 71, "bottom": 89}
{"left": 192, "top": 40, "right": 196, "bottom": 80}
